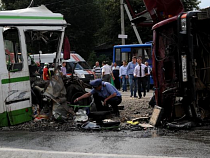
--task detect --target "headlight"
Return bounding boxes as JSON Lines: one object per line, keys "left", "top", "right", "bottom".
{"left": 78, "top": 74, "right": 85, "bottom": 78}
{"left": 181, "top": 18, "right": 186, "bottom": 31}
{"left": 181, "top": 55, "right": 187, "bottom": 82}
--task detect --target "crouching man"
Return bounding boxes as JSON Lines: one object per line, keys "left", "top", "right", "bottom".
{"left": 74, "top": 79, "right": 121, "bottom": 116}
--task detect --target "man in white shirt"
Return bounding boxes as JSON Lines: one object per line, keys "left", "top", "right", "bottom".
{"left": 102, "top": 61, "right": 115, "bottom": 83}
{"left": 119, "top": 60, "right": 127, "bottom": 92}
{"left": 134, "top": 58, "right": 148, "bottom": 99}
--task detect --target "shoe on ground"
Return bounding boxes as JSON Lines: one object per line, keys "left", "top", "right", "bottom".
{"left": 130, "top": 95, "right": 133, "bottom": 97}
{"left": 134, "top": 96, "right": 138, "bottom": 98}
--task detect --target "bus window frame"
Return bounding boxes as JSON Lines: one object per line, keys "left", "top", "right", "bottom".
{"left": 113, "top": 44, "right": 152, "bottom": 65}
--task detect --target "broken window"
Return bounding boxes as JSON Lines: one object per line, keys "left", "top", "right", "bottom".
{"left": 3, "top": 27, "right": 23, "bottom": 72}
{"left": 24, "top": 31, "right": 62, "bottom": 55}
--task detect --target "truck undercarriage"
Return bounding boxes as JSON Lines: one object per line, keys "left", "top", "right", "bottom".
{"left": 152, "top": 8, "right": 210, "bottom": 122}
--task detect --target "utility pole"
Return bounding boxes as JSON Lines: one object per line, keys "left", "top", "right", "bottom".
{"left": 124, "top": 3, "right": 143, "bottom": 44}
{"left": 120, "top": 0, "right": 125, "bottom": 45}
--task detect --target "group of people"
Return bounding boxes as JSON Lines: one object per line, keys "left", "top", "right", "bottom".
{"left": 93, "top": 61, "right": 120, "bottom": 89}
{"left": 92, "top": 57, "right": 151, "bottom": 99}
{"left": 42, "top": 62, "right": 67, "bottom": 80}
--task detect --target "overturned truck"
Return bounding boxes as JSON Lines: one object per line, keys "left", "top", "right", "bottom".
{"left": 152, "top": 6, "right": 210, "bottom": 122}
{"left": 126, "top": 0, "right": 210, "bottom": 122}
{"left": 0, "top": 5, "right": 88, "bottom": 127}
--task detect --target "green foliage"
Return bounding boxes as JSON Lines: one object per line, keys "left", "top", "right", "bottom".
{"left": 87, "top": 51, "right": 111, "bottom": 68}
{"left": 87, "top": 51, "right": 97, "bottom": 67}
{"left": 97, "top": 54, "right": 111, "bottom": 65}
{"left": 182, "top": 0, "right": 200, "bottom": 11}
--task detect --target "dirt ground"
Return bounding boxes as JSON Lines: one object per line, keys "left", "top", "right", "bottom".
{"left": 119, "top": 90, "right": 154, "bottom": 122}
{"left": 0, "top": 90, "right": 155, "bottom": 131}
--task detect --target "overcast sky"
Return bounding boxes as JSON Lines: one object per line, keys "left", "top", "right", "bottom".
{"left": 199, "top": 0, "right": 210, "bottom": 8}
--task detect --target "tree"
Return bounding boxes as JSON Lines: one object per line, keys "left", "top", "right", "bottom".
{"left": 182, "top": 0, "right": 200, "bottom": 11}
{"left": 87, "top": 51, "right": 97, "bottom": 67}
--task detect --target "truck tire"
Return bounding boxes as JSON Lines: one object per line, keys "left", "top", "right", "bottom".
{"left": 66, "top": 84, "right": 90, "bottom": 105}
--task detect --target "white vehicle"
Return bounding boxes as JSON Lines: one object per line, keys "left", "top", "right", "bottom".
{"left": 31, "top": 53, "right": 94, "bottom": 83}
{"left": 0, "top": 5, "right": 67, "bottom": 126}
{"left": 63, "top": 53, "right": 94, "bottom": 83}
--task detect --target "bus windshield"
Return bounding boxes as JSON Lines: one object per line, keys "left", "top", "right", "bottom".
{"left": 113, "top": 43, "right": 152, "bottom": 65}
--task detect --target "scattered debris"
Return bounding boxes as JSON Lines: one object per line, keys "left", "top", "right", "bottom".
{"left": 139, "top": 123, "right": 154, "bottom": 128}
{"left": 0, "top": 92, "right": 155, "bottom": 132}
{"left": 75, "top": 109, "right": 88, "bottom": 122}
{"left": 149, "top": 105, "right": 163, "bottom": 126}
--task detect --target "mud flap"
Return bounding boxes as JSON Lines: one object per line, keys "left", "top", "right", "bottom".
{"left": 6, "top": 100, "right": 32, "bottom": 126}
{"left": 0, "top": 112, "right": 9, "bottom": 127}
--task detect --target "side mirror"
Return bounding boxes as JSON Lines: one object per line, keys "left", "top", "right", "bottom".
{"left": 63, "top": 36, "right": 70, "bottom": 60}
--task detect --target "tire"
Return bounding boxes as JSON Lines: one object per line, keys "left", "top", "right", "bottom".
{"left": 66, "top": 84, "right": 90, "bottom": 105}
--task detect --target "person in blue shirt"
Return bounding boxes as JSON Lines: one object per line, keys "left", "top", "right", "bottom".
{"left": 119, "top": 60, "right": 127, "bottom": 92}
{"left": 74, "top": 79, "right": 121, "bottom": 116}
{"left": 126, "top": 56, "right": 138, "bottom": 97}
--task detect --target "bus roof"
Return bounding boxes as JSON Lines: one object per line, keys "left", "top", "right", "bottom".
{"left": 113, "top": 43, "right": 152, "bottom": 49}
{"left": 0, "top": 5, "right": 66, "bottom": 26}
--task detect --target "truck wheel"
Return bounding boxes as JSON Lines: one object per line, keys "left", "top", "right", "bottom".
{"left": 66, "top": 84, "right": 90, "bottom": 105}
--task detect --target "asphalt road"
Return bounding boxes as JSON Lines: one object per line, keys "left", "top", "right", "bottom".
{"left": 0, "top": 129, "right": 210, "bottom": 158}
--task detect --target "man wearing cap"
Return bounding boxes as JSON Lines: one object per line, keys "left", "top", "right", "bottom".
{"left": 74, "top": 79, "right": 121, "bottom": 116}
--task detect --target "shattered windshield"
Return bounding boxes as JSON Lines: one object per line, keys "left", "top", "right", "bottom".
{"left": 78, "top": 61, "right": 91, "bottom": 69}
{"left": 66, "top": 61, "right": 91, "bottom": 73}
{"left": 25, "top": 31, "right": 62, "bottom": 55}
{"left": 66, "top": 62, "right": 83, "bottom": 73}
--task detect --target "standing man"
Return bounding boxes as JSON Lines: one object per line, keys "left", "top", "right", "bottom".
{"left": 101, "top": 61, "right": 115, "bottom": 83}
{"left": 145, "top": 61, "right": 151, "bottom": 92}
{"left": 93, "top": 61, "right": 101, "bottom": 79}
{"left": 134, "top": 58, "right": 148, "bottom": 99}
{"left": 61, "top": 62, "right": 67, "bottom": 77}
{"left": 126, "top": 56, "right": 138, "bottom": 97}
{"left": 119, "top": 60, "right": 127, "bottom": 92}
{"left": 112, "top": 62, "right": 120, "bottom": 90}
{"left": 74, "top": 79, "right": 121, "bottom": 116}
{"left": 43, "top": 63, "right": 50, "bottom": 80}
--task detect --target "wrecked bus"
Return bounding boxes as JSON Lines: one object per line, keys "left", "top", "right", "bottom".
{"left": 0, "top": 5, "right": 82, "bottom": 127}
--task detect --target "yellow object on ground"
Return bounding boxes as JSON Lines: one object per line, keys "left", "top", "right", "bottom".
{"left": 127, "top": 121, "right": 139, "bottom": 125}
